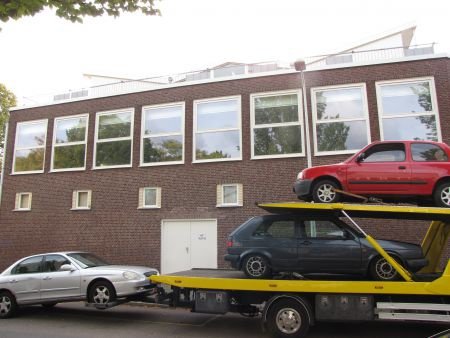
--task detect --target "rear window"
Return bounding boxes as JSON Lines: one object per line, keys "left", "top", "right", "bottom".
{"left": 411, "top": 143, "right": 448, "bottom": 162}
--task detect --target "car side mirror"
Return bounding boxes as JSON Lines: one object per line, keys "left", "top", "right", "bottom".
{"left": 356, "top": 153, "right": 365, "bottom": 163}
{"left": 59, "top": 264, "right": 75, "bottom": 272}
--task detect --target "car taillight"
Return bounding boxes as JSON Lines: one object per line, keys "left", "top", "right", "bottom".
{"left": 227, "top": 239, "right": 234, "bottom": 247}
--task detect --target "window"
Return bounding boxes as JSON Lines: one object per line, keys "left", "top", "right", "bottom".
{"left": 138, "top": 187, "right": 161, "bottom": 209}
{"left": 304, "top": 220, "right": 345, "bottom": 239}
{"left": 411, "top": 143, "right": 448, "bottom": 162}
{"left": 251, "top": 90, "right": 303, "bottom": 159}
{"left": 15, "top": 192, "right": 32, "bottom": 211}
{"left": 253, "top": 219, "right": 296, "bottom": 238}
{"left": 72, "top": 190, "right": 92, "bottom": 210}
{"left": 194, "top": 96, "right": 241, "bottom": 162}
{"left": 12, "top": 256, "right": 43, "bottom": 274}
{"left": 376, "top": 77, "right": 440, "bottom": 141}
{"left": 13, "top": 120, "right": 48, "bottom": 174}
{"left": 312, "top": 84, "right": 370, "bottom": 155}
{"left": 217, "top": 184, "right": 243, "bottom": 207}
{"left": 361, "top": 143, "right": 406, "bottom": 163}
{"left": 43, "top": 255, "right": 70, "bottom": 272}
{"left": 141, "top": 103, "right": 184, "bottom": 166}
{"left": 52, "top": 114, "right": 88, "bottom": 171}
{"left": 94, "top": 109, "right": 133, "bottom": 168}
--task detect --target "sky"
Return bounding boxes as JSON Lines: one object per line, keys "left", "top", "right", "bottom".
{"left": 0, "top": 0, "right": 449, "bottom": 106}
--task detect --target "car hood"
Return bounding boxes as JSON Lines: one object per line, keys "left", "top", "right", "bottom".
{"left": 84, "top": 265, "right": 158, "bottom": 274}
{"left": 362, "top": 239, "right": 422, "bottom": 252}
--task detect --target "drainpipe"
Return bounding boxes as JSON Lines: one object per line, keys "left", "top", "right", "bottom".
{"left": 0, "top": 122, "right": 9, "bottom": 206}
{"left": 294, "top": 60, "right": 312, "bottom": 168}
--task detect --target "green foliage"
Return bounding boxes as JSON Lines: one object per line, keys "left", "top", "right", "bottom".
{"left": 96, "top": 140, "right": 131, "bottom": 167}
{"left": 14, "top": 148, "right": 44, "bottom": 172}
{"left": 0, "top": 83, "right": 16, "bottom": 168}
{"left": 143, "top": 138, "right": 182, "bottom": 163}
{"left": 0, "top": 0, "right": 160, "bottom": 23}
{"left": 254, "top": 125, "right": 302, "bottom": 156}
{"left": 196, "top": 149, "right": 230, "bottom": 160}
{"left": 53, "top": 144, "right": 85, "bottom": 169}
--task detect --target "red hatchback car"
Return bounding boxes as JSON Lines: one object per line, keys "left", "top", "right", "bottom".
{"left": 294, "top": 141, "right": 450, "bottom": 207}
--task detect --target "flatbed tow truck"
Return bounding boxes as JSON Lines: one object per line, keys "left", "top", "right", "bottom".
{"left": 150, "top": 202, "right": 450, "bottom": 338}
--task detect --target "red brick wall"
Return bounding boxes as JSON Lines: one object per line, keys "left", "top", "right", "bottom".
{"left": 0, "top": 57, "right": 449, "bottom": 271}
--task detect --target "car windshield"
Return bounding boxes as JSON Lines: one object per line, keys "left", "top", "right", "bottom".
{"left": 67, "top": 252, "right": 110, "bottom": 268}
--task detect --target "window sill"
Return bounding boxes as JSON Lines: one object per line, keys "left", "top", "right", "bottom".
{"left": 138, "top": 206, "right": 161, "bottom": 209}
{"left": 13, "top": 209, "right": 31, "bottom": 212}
{"left": 70, "top": 208, "right": 91, "bottom": 211}
{"left": 216, "top": 204, "right": 242, "bottom": 208}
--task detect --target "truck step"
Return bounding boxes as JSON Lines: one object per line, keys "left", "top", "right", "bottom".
{"left": 376, "top": 302, "right": 450, "bottom": 323}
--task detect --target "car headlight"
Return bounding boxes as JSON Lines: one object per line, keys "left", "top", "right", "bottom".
{"left": 123, "top": 271, "right": 140, "bottom": 280}
{"left": 297, "top": 171, "right": 303, "bottom": 180}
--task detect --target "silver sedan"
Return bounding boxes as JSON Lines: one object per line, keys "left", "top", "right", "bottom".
{"left": 0, "top": 252, "right": 159, "bottom": 318}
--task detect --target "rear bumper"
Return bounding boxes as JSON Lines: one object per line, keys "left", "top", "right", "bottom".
{"left": 224, "top": 254, "right": 240, "bottom": 269}
{"left": 293, "top": 179, "right": 313, "bottom": 198}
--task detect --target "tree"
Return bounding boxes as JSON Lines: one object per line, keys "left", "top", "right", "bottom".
{"left": 0, "top": 83, "right": 16, "bottom": 169}
{"left": 0, "top": 0, "right": 160, "bottom": 24}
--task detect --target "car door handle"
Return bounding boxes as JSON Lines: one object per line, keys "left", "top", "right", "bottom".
{"left": 42, "top": 276, "right": 52, "bottom": 280}
{"left": 398, "top": 166, "right": 406, "bottom": 169}
{"left": 301, "top": 240, "right": 312, "bottom": 245}
{"left": 9, "top": 279, "right": 18, "bottom": 283}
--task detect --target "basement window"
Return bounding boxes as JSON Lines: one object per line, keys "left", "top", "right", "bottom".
{"left": 72, "top": 190, "right": 92, "bottom": 210}
{"left": 138, "top": 187, "right": 161, "bottom": 209}
{"left": 217, "top": 184, "right": 243, "bottom": 207}
{"left": 15, "top": 192, "right": 32, "bottom": 211}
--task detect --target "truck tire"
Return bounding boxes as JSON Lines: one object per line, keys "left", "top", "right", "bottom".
{"left": 312, "top": 179, "right": 340, "bottom": 203}
{"left": 369, "top": 256, "right": 400, "bottom": 281}
{"left": 433, "top": 182, "right": 450, "bottom": 207}
{"left": 266, "top": 298, "right": 310, "bottom": 338}
{"left": 0, "top": 291, "right": 17, "bottom": 319}
{"left": 242, "top": 255, "right": 271, "bottom": 279}
{"left": 88, "top": 281, "right": 116, "bottom": 305}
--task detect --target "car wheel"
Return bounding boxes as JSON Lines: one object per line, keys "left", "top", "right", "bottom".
{"left": 243, "top": 255, "right": 271, "bottom": 279}
{"left": 433, "top": 182, "right": 450, "bottom": 207}
{"left": 266, "top": 298, "right": 310, "bottom": 338}
{"left": 41, "top": 302, "right": 57, "bottom": 308}
{"left": 369, "top": 256, "right": 401, "bottom": 281}
{"left": 0, "top": 291, "right": 17, "bottom": 319}
{"left": 88, "top": 281, "right": 116, "bottom": 305}
{"left": 312, "top": 180, "right": 341, "bottom": 203}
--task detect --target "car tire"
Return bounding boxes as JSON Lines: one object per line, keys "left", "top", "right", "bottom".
{"left": 41, "top": 302, "right": 57, "bottom": 308}
{"left": 242, "top": 255, "right": 272, "bottom": 279}
{"left": 369, "top": 255, "right": 401, "bottom": 281}
{"left": 88, "top": 281, "right": 116, "bottom": 305}
{"left": 266, "top": 298, "right": 310, "bottom": 338}
{"left": 312, "top": 179, "right": 341, "bottom": 203}
{"left": 0, "top": 291, "right": 18, "bottom": 319}
{"left": 433, "top": 182, "right": 450, "bottom": 207}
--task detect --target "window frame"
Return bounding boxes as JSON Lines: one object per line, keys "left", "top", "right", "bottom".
{"left": 311, "top": 83, "right": 371, "bottom": 156}
{"left": 93, "top": 108, "right": 134, "bottom": 170}
{"left": 15, "top": 192, "right": 32, "bottom": 211}
{"left": 72, "top": 190, "right": 92, "bottom": 210}
{"left": 217, "top": 183, "right": 243, "bottom": 207}
{"left": 140, "top": 102, "right": 185, "bottom": 167}
{"left": 12, "top": 119, "right": 48, "bottom": 175}
{"left": 139, "top": 187, "right": 161, "bottom": 209}
{"left": 250, "top": 89, "right": 305, "bottom": 160}
{"left": 51, "top": 113, "right": 89, "bottom": 172}
{"left": 376, "top": 77, "right": 441, "bottom": 142}
{"left": 193, "top": 95, "right": 242, "bottom": 163}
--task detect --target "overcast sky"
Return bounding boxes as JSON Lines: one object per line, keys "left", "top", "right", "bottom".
{"left": 0, "top": 0, "right": 449, "bottom": 106}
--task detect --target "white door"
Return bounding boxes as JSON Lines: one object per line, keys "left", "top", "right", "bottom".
{"left": 161, "top": 220, "right": 217, "bottom": 274}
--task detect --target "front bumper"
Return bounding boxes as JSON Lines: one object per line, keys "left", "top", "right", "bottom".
{"left": 293, "top": 179, "right": 313, "bottom": 198}
{"left": 224, "top": 254, "right": 240, "bottom": 269}
{"left": 113, "top": 279, "right": 155, "bottom": 298}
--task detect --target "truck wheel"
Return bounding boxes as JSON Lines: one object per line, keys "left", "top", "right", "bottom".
{"left": 242, "top": 255, "right": 271, "bottom": 279}
{"left": 369, "top": 256, "right": 400, "bottom": 281}
{"left": 266, "top": 298, "right": 310, "bottom": 338}
{"left": 312, "top": 180, "right": 340, "bottom": 203}
{"left": 0, "top": 291, "right": 17, "bottom": 319}
{"left": 88, "top": 281, "right": 116, "bottom": 305}
{"left": 433, "top": 182, "right": 450, "bottom": 207}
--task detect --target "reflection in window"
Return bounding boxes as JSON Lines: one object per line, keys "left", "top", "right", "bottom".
{"left": 362, "top": 143, "right": 406, "bottom": 162}
{"left": 52, "top": 115, "right": 88, "bottom": 170}
{"left": 377, "top": 79, "right": 439, "bottom": 141}
{"left": 95, "top": 110, "right": 133, "bottom": 168}
{"left": 142, "top": 104, "right": 183, "bottom": 165}
{"left": 252, "top": 92, "right": 303, "bottom": 158}
{"left": 13, "top": 120, "right": 47, "bottom": 173}
{"left": 194, "top": 97, "right": 241, "bottom": 161}
{"left": 313, "top": 85, "right": 369, "bottom": 154}
{"left": 13, "top": 256, "right": 42, "bottom": 274}
{"left": 411, "top": 143, "right": 448, "bottom": 162}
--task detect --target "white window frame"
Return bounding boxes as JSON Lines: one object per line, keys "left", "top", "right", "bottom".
{"left": 140, "top": 102, "right": 185, "bottom": 167}
{"left": 138, "top": 187, "right": 161, "bottom": 209}
{"left": 51, "top": 114, "right": 89, "bottom": 172}
{"left": 376, "top": 77, "right": 441, "bottom": 141}
{"left": 250, "top": 89, "right": 304, "bottom": 160}
{"left": 71, "top": 190, "right": 92, "bottom": 210}
{"left": 311, "top": 83, "right": 371, "bottom": 156}
{"left": 217, "top": 183, "right": 243, "bottom": 207}
{"left": 93, "top": 108, "right": 134, "bottom": 169}
{"left": 193, "top": 95, "right": 242, "bottom": 163}
{"left": 12, "top": 119, "right": 48, "bottom": 175}
{"left": 15, "top": 192, "right": 32, "bottom": 211}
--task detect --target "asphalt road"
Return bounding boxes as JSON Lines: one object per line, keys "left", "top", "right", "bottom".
{"left": 0, "top": 302, "right": 448, "bottom": 338}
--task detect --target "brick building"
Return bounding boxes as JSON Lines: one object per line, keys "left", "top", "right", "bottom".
{"left": 1, "top": 27, "right": 449, "bottom": 272}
